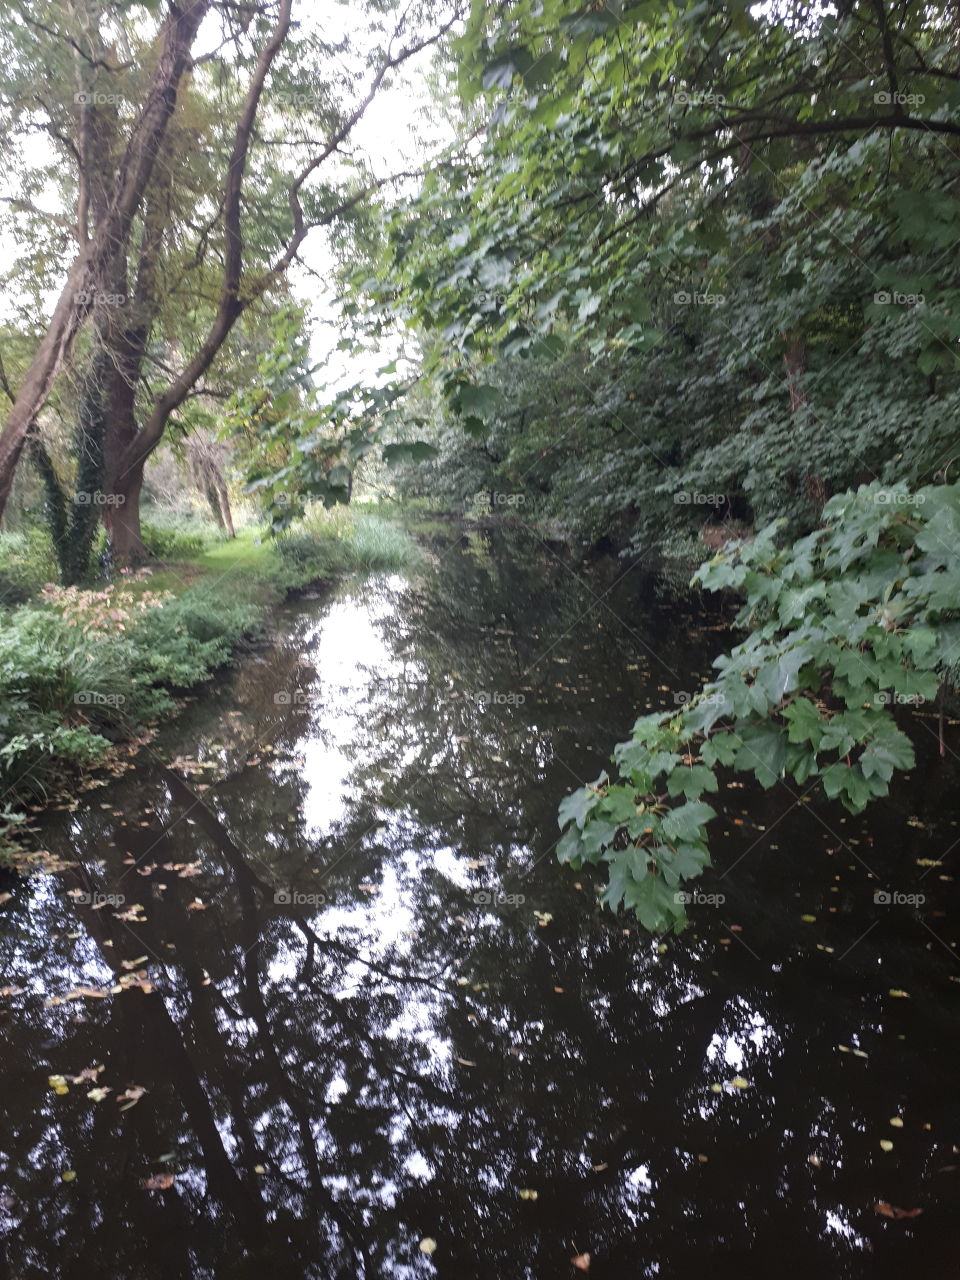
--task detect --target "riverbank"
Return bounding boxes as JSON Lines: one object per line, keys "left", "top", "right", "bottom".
{"left": 0, "top": 510, "right": 420, "bottom": 863}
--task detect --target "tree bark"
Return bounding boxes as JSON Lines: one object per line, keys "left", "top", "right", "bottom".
{"left": 0, "top": 0, "right": 210, "bottom": 519}
{"left": 103, "top": 461, "right": 145, "bottom": 566}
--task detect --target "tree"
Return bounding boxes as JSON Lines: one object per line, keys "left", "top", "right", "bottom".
{"left": 0, "top": 0, "right": 463, "bottom": 566}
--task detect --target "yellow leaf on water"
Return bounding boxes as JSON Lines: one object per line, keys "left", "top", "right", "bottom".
{"left": 710, "top": 1083, "right": 723, "bottom": 1093}
{"left": 800, "top": 914, "right": 816, "bottom": 923}
{"left": 880, "top": 1139, "right": 894, "bottom": 1152}
{"left": 731, "top": 1076, "right": 749, "bottom": 1089}
{"left": 888, "top": 989, "right": 910, "bottom": 999}
{"left": 518, "top": 1189, "right": 538, "bottom": 1201}
{"left": 890, "top": 1117, "right": 904, "bottom": 1128}
{"left": 61, "top": 1170, "right": 76, "bottom": 1183}
{"left": 418, "top": 1238, "right": 437, "bottom": 1255}
{"left": 571, "top": 1253, "right": 591, "bottom": 1272}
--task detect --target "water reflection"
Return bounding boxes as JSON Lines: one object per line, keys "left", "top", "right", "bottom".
{"left": 0, "top": 529, "right": 958, "bottom": 1278}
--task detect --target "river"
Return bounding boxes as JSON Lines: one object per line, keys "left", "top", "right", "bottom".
{"left": 0, "top": 526, "right": 958, "bottom": 1278}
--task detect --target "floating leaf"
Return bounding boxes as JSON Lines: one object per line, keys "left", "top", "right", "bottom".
{"left": 874, "top": 1201, "right": 922, "bottom": 1219}
{"left": 518, "top": 1188, "right": 538, "bottom": 1200}
{"left": 730, "top": 1076, "right": 750, "bottom": 1089}
{"left": 889, "top": 1117, "right": 904, "bottom": 1128}
{"left": 571, "top": 1253, "right": 591, "bottom": 1272}
{"left": 86, "top": 1087, "right": 111, "bottom": 1102}
{"left": 880, "top": 1139, "right": 894, "bottom": 1152}
{"left": 418, "top": 1237, "right": 437, "bottom": 1255}
{"left": 142, "top": 1173, "right": 175, "bottom": 1189}
{"left": 61, "top": 1170, "right": 76, "bottom": 1183}
{"left": 888, "top": 989, "right": 910, "bottom": 998}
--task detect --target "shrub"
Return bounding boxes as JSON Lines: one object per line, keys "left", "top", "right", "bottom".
{"left": 0, "top": 607, "right": 131, "bottom": 801}
{"left": 139, "top": 521, "right": 209, "bottom": 561}
{"left": 0, "top": 529, "right": 58, "bottom": 603}
{"left": 276, "top": 509, "right": 421, "bottom": 582}
{"left": 127, "top": 585, "right": 261, "bottom": 695}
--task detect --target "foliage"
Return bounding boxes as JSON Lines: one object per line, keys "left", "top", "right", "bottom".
{"left": 276, "top": 507, "right": 423, "bottom": 580}
{"left": 0, "top": 529, "right": 57, "bottom": 604}
{"left": 0, "top": 576, "right": 260, "bottom": 813}
{"left": 139, "top": 521, "right": 212, "bottom": 562}
{"left": 558, "top": 481, "right": 959, "bottom": 930}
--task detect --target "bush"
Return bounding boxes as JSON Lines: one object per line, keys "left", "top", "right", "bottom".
{"left": 276, "top": 509, "right": 421, "bottom": 582}
{"left": 0, "top": 529, "right": 58, "bottom": 603}
{"left": 127, "top": 585, "right": 261, "bottom": 696}
{"left": 140, "top": 521, "right": 210, "bottom": 561}
{"left": 0, "top": 607, "right": 131, "bottom": 801}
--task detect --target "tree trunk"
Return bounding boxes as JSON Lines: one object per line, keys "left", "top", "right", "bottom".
{"left": 103, "top": 463, "right": 146, "bottom": 567}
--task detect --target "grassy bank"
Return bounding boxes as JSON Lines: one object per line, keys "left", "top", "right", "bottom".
{"left": 0, "top": 509, "right": 420, "bottom": 860}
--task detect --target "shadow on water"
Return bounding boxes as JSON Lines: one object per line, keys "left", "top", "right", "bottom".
{"left": 1, "top": 526, "right": 959, "bottom": 1278}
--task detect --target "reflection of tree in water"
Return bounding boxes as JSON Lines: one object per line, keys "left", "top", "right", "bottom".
{"left": 0, "top": 534, "right": 959, "bottom": 1277}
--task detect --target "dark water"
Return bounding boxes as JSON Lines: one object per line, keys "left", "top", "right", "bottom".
{"left": 1, "top": 528, "right": 959, "bottom": 1279}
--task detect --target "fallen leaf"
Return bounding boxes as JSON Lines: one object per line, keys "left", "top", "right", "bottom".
{"left": 730, "top": 1076, "right": 749, "bottom": 1089}
{"left": 418, "top": 1237, "right": 437, "bottom": 1255}
{"left": 142, "top": 1173, "right": 175, "bottom": 1190}
{"left": 874, "top": 1201, "right": 922, "bottom": 1219}
{"left": 87, "top": 1087, "right": 111, "bottom": 1102}
{"left": 888, "top": 989, "right": 910, "bottom": 999}
{"left": 518, "top": 1189, "right": 538, "bottom": 1201}
{"left": 61, "top": 1170, "right": 76, "bottom": 1183}
{"left": 571, "top": 1253, "right": 591, "bottom": 1272}
{"left": 880, "top": 1139, "right": 894, "bottom": 1152}
{"left": 889, "top": 1117, "right": 904, "bottom": 1128}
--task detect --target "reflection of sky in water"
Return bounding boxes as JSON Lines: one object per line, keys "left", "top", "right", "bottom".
{"left": 298, "top": 582, "right": 405, "bottom": 836}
